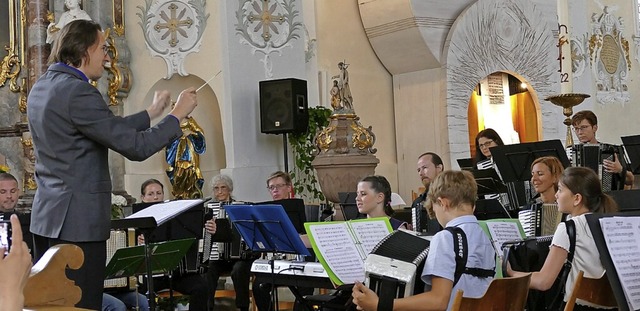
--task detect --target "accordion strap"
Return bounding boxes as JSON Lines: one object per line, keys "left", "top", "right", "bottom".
{"left": 445, "top": 226, "right": 495, "bottom": 286}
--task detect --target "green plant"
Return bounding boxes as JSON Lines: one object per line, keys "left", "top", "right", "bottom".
{"left": 288, "top": 106, "right": 332, "bottom": 203}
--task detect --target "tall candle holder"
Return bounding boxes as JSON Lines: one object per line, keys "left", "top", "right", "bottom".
{"left": 545, "top": 93, "right": 590, "bottom": 147}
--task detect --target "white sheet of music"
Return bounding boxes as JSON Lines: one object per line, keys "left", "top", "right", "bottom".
{"left": 307, "top": 222, "right": 367, "bottom": 284}
{"left": 349, "top": 220, "right": 393, "bottom": 255}
{"left": 599, "top": 217, "right": 640, "bottom": 310}
{"left": 485, "top": 221, "right": 523, "bottom": 259}
{"left": 126, "top": 199, "right": 203, "bottom": 226}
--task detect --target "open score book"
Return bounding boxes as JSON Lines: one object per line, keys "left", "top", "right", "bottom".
{"left": 304, "top": 217, "right": 393, "bottom": 286}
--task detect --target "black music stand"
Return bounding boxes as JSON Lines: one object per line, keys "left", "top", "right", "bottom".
{"left": 105, "top": 238, "right": 195, "bottom": 278}
{"left": 585, "top": 212, "right": 640, "bottom": 311}
{"left": 471, "top": 168, "right": 507, "bottom": 196}
{"left": 621, "top": 135, "right": 640, "bottom": 174}
{"left": 111, "top": 199, "right": 204, "bottom": 311}
{"left": 225, "top": 204, "right": 311, "bottom": 311}
{"left": 491, "top": 139, "right": 570, "bottom": 183}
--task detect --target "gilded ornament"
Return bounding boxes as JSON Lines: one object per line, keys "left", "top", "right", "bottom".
{"left": 314, "top": 125, "right": 335, "bottom": 153}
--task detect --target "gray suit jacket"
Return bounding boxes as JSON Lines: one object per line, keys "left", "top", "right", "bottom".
{"left": 27, "top": 63, "right": 182, "bottom": 242}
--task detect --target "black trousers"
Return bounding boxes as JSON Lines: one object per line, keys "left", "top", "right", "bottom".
{"left": 33, "top": 234, "right": 106, "bottom": 310}
{"left": 141, "top": 272, "right": 209, "bottom": 311}
{"left": 253, "top": 282, "right": 314, "bottom": 311}
{"left": 207, "top": 259, "right": 253, "bottom": 309}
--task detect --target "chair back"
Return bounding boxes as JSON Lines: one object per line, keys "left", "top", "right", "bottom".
{"left": 563, "top": 271, "right": 617, "bottom": 311}
{"left": 450, "top": 274, "right": 531, "bottom": 311}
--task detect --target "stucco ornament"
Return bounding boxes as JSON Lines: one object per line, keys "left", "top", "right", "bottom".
{"left": 588, "top": 5, "right": 630, "bottom": 105}
{"left": 137, "top": 0, "right": 209, "bottom": 79}
{"left": 235, "top": 0, "right": 302, "bottom": 78}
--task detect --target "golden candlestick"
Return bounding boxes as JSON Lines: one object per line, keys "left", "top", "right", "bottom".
{"left": 544, "top": 93, "right": 590, "bottom": 147}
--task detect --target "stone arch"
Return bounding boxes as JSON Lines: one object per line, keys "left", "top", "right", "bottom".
{"left": 443, "top": 0, "right": 564, "bottom": 161}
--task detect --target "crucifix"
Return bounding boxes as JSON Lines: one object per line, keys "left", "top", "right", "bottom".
{"left": 154, "top": 3, "right": 193, "bottom": 47}
{"left": 247, "top": 0, "right": 285, "bottom": 42}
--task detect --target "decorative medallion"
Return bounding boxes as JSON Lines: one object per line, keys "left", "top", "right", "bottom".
{"left": 588, "top": 5, "right": 630, "bottom": 105}
{"left": 137, "top": 0, "right": 209, "bottom": 78}
{"left": 235, "top": 0, "right": 302, "bottom": 78}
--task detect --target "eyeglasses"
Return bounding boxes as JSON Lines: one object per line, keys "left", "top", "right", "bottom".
{"left": 572, "top": 125, "right": 592, "bottom": 132}
{"left": 213, "top": 186, "right": 229, "bottom": 192}
{"left": 102, "top": 45, "right": 110, "bottom": 56}
{"left": 417, "top": 165, "right": 429, "bottom": 173}
{"left": 478, "top": 140, "right": 495, "bottom": 149}
{"left": 267, "top": 183, "right": 288, "bottom": 191}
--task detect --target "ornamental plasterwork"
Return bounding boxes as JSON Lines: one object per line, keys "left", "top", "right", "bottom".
{"left": 235, "top": 0, "right": 302, "bottom": 78}
{"left": 589, "top": 5, "right": 631, "bottom": 105}
{"left": 137, "top": 0, "right": 209, "bottom": 79}
{"left": 571, "top": 34, "right": 589, "bottom": 78}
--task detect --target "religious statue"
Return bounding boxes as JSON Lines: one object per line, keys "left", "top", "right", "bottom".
{"left": 47, "top": 0, "right": 92, "bottom": 44}
{"left": 330, "top": 61, "right": 354, "bottom": 112}
{"left": 166, "top": 116, "right": 206, "bottom": 199}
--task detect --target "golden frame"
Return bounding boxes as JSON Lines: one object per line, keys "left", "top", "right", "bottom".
{"left": 0, "top": 0, "right": 24, "bottom": 92}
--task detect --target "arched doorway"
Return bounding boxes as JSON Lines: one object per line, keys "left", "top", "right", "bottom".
{"left": 467, "top": 72, "right": 541, "bottom": 160}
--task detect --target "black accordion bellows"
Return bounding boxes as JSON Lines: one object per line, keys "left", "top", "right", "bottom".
{"left": 370, "top": 230, "right": 430, "bottom": 265}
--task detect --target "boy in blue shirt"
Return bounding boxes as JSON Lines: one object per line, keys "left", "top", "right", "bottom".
{"left": 352, "top": 170, "right": 495, "bottom": 310}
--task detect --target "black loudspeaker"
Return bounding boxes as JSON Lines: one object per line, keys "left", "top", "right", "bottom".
{"left": 259, "top": 78, "right": 308, "bottom": 134}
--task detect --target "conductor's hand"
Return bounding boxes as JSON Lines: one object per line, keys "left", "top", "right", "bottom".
{"left": 0, "top": 215, "right": 33, "bottom": 310}
{"left": 170, "top": 87, "right": 198, "bottom": 122}
{"left": 146, "top": 90, "right": 172, "bottom": 120}
{"left": 352, "top": 281, "right": 378, "bottom": 311}
{"left": 205, "top": 218, "right": 217, "bottom": 235}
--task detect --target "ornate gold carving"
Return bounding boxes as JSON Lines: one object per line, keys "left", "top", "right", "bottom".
{"left": 18, "top": 78, "right": 27, "bottom": 113}
{"left": 315, "top": 125, "right": 335, "bottom": 153}
{"left": 0, "top": 49, "right": 21, "bottom": 88}
{"left": 350, "top": 121, "right": 376, "bottom": 152}
{"left": 20, "top": 136, "right": 37, "bottom": 191}
{"left": 104, "top": 28, "right": 132, "bottom": 106}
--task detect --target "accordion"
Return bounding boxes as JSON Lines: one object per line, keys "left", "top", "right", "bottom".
{"left": 572, "top": 143, "right": 624, "bottom": 191}
{"left": 518, "top": 203, "right": 562, "bottom": 237}
{"left": 365, "top": 230, "right": 430, "bottom": 300}
{"left": 104, "top": 229, "right": 137, "bottom": 291}
{"left": 201, "top": 202, "right": 253, "bottom": 264}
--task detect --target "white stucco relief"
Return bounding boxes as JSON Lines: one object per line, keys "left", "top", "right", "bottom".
{"left": 235, "top": 0, "right": 302, "bottom": 78}
{"left": 137, "top": 0, "right": 209, "bottom": 79}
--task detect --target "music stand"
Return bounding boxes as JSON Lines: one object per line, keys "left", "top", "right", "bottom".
{"left": 105, "top": 238, "right": 195, "bottom": 278}
{"left": 585, "top": 212, "right": 640, "bottom": 311}
{"left": 225, "top": 204, "right": 311, "bottom": 311}
{"left": 255, "top": 198, "right": 308, "bottom": 234}
{"left": 471, "top": 168, "right": 507, "bottom": 196}
{"left": 621, "top": 135, "right": 640, "bottom": 174}
{"left": 491, "top": 139, "right": 571, "bottom": 183}
{"left": 111, "top": 199, "right": 204, "bottom": 310}
{"left": 338, "top": 192, "right": 365, "bottom": 220}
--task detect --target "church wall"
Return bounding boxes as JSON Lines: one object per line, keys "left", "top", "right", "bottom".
{"left": 123, "top": 1, "right": 226, "bottom": 200}
{"left": 393, "top": 68, "right": 447, "bottom": 204}
{"left": 314, "top": 0, "right": 398, "bottom": 195}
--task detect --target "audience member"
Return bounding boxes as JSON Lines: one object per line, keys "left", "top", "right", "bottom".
{"left": 0, "top": 214, "right": 33, "bottom": 311}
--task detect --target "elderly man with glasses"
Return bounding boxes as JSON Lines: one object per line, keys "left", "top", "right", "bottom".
{"left": 571, "top": 110, "right": 633, "bottom": 189}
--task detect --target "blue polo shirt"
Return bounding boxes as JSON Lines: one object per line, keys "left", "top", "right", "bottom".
{"left": 421, "top": 215, "right": 495, "bottom": 310}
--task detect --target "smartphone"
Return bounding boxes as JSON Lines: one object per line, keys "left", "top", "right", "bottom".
{"left": 0, "top": 220, "right": 12, "bottom": 256}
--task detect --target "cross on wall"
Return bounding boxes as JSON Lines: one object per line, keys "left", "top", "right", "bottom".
{"left": 247, "top": 0, "right": 285, "bottom": 42}
{"left": 154, "top": 3, "right": 193, "bottom": 47}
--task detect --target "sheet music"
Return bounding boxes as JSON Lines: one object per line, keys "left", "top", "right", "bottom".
{"left": 349, "top": 219, "right": 393, "bottom": 255}
{"left": 599, "top": 217, "right": 640, "bottom": 310}
{"left": 485, "top": 221, "right": 524, "bottom": 259}
{"left": 307, "top": 222, "right": 367, "bottom": 284}
{"left": 126, "top": 199, "right": 203, "bottom": 226}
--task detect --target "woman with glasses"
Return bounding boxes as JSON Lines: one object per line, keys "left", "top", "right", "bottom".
{"left": 474, "top": 129, "right": 511, "bottom": 210}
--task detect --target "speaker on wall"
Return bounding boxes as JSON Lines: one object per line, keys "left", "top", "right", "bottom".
{"left": 259, "top": 78, "right": 308, "bottom": 134}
